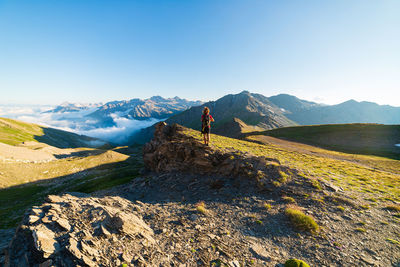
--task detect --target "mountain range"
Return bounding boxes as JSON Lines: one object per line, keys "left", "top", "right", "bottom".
{"left": 43, "top": 102, "right": 103, "bottom": 113}
{"left": 2, "top": 96, "right": 400, "bottom": 266}
{"left": 132, "top": 91, "right": 400, "bottom": 142}
{"left": 39, "top": 91, "right": 400, "bottom": 144}
{"left": 45, "top": 96, "right": 203, "bottom": 122}
{"left": 165, "top": 91, "right": 297, "bottom": 137}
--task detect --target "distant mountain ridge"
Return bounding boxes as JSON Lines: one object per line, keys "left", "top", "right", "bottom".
{"left": 286, "top": 99, "right": 400, "bottom": 125}
{"left": 132, "top": 91, "right": 400, "bottom": 143}
{"left": 43, "top": 102, "right": 102, "bottom": 113}
{"left": 268, "top": 94, "right": 323, "bottom": 114}
{"left": 36, "top": 92, "right": 400, "bottom": 145}
{"left": 87, "top": 96, "right": 203, "bottom": 121}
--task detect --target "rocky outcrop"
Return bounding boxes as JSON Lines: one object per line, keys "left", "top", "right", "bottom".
{"left": 143, "top": 122, "right": 294, "bottom": 187}
{"left": 5, "top": 193, "right": 155, "bottom": 267}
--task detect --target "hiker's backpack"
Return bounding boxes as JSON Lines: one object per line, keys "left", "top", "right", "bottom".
{"left": 202, "top": 114, "right": 211, "bottom": 128}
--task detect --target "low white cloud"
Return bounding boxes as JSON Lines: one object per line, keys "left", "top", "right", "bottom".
{"left": 76, "top": 117, "right": 161, "bottom": 144}
{"left": 0, "top": 105, "right": 52, "bottom": 117}
{"left": 0, "top": 105, "right": 160, "bottom": 144}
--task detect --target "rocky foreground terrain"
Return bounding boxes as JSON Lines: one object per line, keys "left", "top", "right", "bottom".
{"left": 4, "top": 123, "right": 400, "bottom": 266}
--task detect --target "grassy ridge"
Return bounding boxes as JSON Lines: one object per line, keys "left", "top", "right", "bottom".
{"left": 0, "top": 118, "right": 44, "bottom": 146}
{"left": 184, "top": 128, "right": 400, "bottom": 204}
{"left": 0, "top": 117, "right": 102, "bottom": 148}
{"left": 245, "top": 124, "right": 400, "bottom": 159}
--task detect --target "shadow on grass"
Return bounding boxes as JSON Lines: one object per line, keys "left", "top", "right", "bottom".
{"left": 53, "top": 149, "right": 108, "bottom": 159}
{"left": 242, "top": 124, "right": 400, "bottom": 160}
{"left": 34, "top": 127, "right": 109, "bottom": 149}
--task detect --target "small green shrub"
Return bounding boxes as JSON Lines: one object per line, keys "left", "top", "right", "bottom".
{"left": 355, "top": 227, "right": 366, "bottom": 233}
{"left": 284, "top": 258, "right": 310, "bottom": 267}
{"left": 273, "top": 181, "right": 281, "bottom": 187}
{"left": 285, "top": 207, "right": 319, "bottom": 234}
{"left": 279, "top": 171, "right": 289, "bottom": 183}
{"left": 386, "top": 205, "right": 400, "bottom": 212}
{"left": 337, "top": 205, "right": 345, "bottom": 211}
{"left": 264, "top": 203, "right": 272, "bottom": 210}
{"left": 386, "top": 238, "right": 400, "bottom": 245}
{"left": 311, "top": 179, "right": 322, "bottom": 190}
{"left": 360, "top": 204, "right": 370, "bottom": 210}
{"left": 282, "top": 196, "right": 296, "bottom": 203}
{"left": 195, "top": 201, "right": 207, "bottom": 215}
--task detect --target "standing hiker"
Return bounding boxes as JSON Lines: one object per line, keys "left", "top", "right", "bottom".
{"left": 201, "top": 107, "right": 214, "bottom": 145}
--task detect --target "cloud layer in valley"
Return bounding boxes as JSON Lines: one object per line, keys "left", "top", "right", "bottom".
{"left": 0, "top": 105, "right": 161, "bottom": 144}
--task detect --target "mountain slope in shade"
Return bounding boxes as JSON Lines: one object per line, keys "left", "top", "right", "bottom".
{"left": 287, "top": 100, "right": 400, "bottom": 125}
{"left": 244, "top": 123, "right": 400, "bottom": 159}
{"left": 165, "top": 91, "right": 297, "bottom": 134}
{"left": 268, "top": 94, "right": 323, "bottom": 114}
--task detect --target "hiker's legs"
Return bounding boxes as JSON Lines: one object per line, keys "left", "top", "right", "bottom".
{"left": 206, "top": 133, "right": 210, "bottom": 145}
{"left": 203, "top": 133, "right": 207, "bottom": 144}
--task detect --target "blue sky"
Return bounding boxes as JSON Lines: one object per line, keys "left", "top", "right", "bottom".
{"left": 0, "top": 0, "right": 399, "bottom": 106}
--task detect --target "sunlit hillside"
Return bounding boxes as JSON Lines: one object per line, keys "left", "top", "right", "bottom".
{"left": 184, "top": 127, "right": 400, "bottom": 203}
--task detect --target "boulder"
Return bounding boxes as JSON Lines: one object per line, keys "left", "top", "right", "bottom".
{"left": 5, "top": 194, "right": 156, "bottom": 267}
{"left": 143, "top": 122, "right": 295, "bottom": 187}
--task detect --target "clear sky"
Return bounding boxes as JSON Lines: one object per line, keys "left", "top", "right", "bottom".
{"left": 0, "top": 0, "right": 399, "bottom": 106}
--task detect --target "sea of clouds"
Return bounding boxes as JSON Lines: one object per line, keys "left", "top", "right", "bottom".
{"left": 0, "top": 105, "right": 161, "bottom": 144}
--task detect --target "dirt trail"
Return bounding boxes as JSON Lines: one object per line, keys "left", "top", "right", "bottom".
{"left": 0, "top": 142, "right": 74, "bottom": 162}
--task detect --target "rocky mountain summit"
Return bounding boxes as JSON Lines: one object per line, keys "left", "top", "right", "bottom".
{"left": 43, "top": 102, "right": 102, "bottom": 114}
{"left": 4, "top": 123, "right": 400, "bottom": 266}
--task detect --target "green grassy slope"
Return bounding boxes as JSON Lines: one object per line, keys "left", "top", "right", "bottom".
{"left": 184, "top": 127, "right": 400, "bottom": 203}
{"left": 244, "top": 124, "right": 400, "bottom": 159}
{"left": 0, "top": 117, "right": 103, "bottom": 148}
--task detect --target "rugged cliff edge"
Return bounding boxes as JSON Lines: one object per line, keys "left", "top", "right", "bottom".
{"left": 4, "top": 122, "right": 400, "bottom": 266}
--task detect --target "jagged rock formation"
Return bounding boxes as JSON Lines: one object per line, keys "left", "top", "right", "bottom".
{"left": 143, "top": 122, "right": 293, "bottom": 187}
{"left": 5, "top": 193, "right": 155, "bottom": 267}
